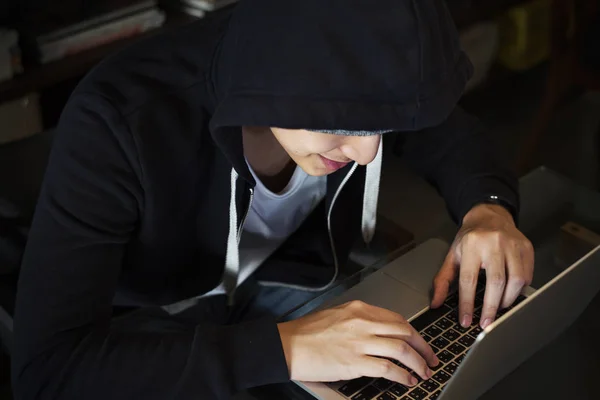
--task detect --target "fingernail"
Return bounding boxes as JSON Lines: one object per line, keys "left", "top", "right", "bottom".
{"left": 410, "top": 376, "right": 418, "bottom": 386}
{"left": 461, "top": 314, "right": 471, "bottom": 327}
{"left": 481, "top": 318, "right": 492, "bottom": 329}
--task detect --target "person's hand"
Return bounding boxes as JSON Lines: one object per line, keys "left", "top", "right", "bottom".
{"left": 277, "top": 300, "right": 439, "bottom": 386}
{"left": 431, "top": 203, "right": 534, "bottom": 329}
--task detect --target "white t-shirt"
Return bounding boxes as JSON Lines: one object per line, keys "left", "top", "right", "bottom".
{"left": 203, "top": 161, "right": 326, "bottom": 296}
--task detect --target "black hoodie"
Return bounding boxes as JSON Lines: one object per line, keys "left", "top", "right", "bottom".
{"left": 12, "top": 1, "right": 519, "bottom": 399}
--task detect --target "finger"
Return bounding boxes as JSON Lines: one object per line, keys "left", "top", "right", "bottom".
{"left": 359, "top": 356, "right": 419, "bottom": 386}
{"left": 481, "top": 249, "right": 506, "bottom": 329}
{"left": 522, "top": 240, "right": 535, "bottom": 285}
{"left": 458, "top": 248, "right": 481, "bottom": 328}
{"left": 501, "top": 244, "right": 526, "bottom": 309}
{"left": 361, "top": 338, "right": 432, "bottom": 381}
{"left": 367, "top": 321, "right": 439, "bottom": 367}
{"left": 431, "top": 251, "right": 458, "bottom": 309}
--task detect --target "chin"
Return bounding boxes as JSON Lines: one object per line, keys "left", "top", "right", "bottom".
{"left": 299, "top": 164, "right": 329, "bottom": 177}
{"left": 310, "top": 170, "right": 331, "bottom": 177}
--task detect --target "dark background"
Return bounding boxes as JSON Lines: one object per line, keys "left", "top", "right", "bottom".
{"left": 2, "top": 1, "right": 600, "bottom": 399}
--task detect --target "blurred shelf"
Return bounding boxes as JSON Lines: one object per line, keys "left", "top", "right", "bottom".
{"left": 0, "top": 10, "right": 199, "bottom": 104}
{"left": 0, "top": 0, "right": 531, "bottom": 106}
{"left": 452, "top": 0, "right": 528, "bottom": 29}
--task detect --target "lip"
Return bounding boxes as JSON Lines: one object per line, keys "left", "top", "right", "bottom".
{"left": 319, "top": 155, "right": 350, "bottom": 172}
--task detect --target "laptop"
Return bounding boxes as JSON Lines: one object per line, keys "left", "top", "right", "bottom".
{"left": 294, "top": 233, "right": 600, "bottom": 400}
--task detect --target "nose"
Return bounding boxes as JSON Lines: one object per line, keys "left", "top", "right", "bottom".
{"left": 340, "top": 135, "right": 381, "bottom": 165}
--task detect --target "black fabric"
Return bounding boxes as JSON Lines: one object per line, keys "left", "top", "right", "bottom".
{"left": 583, "top": 11, "right": 600, "bottom": 70}
{"left": 0, "top": 271, "right": 18, "bottom": 316}
{"left": 398, "top": 107, "right": 519, "bottom": 225}
{"left": 12, "top": 1, "right": 519, "bottom": 399}
{"left": 0, "top": 130, "right": 55, "bottom": 274}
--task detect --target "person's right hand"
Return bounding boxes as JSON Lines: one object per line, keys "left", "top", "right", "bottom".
{"left": 277, "top": 300, "right": 439, "bottom": 386}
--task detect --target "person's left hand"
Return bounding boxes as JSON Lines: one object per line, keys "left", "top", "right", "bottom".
{"left": 431, "top": 203, "right": 534, "bottom": 329}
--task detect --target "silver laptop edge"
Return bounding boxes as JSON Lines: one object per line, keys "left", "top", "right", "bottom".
{"left": 295, "top": 239, "right": 600, "bottom": 400}
{"left": 439, "top": 242, "right": 600, "bottom": 400}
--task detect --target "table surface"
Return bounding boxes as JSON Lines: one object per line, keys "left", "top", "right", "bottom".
{"left": 246, "top": 166, "right": 600, "bottom": 400}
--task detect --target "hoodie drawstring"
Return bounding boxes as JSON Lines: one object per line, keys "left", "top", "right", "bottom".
{"left": 223, "top": 137, "right": 383, "bottom": 304}
{"left": 224, "top": 169, "right": 240, "bottom": 306}
{"left": 362, "top": 137, "right": 383, "bottom": 245}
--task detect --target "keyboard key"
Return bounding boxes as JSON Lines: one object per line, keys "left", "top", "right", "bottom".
{"left": 442, "top": 329, "right": 460, "bottom": 342}
{"left": 515, "top": 294, "right": 527, "bottom": 305}
{"left": 437, "top": 350, "right": 454, "bottom": 363}
{"left": 468, "top": 325, "right": 483, "bottom": 338}
{"left": 432, "top": 370, "right": 452, "bottom": 384}
{"left": 373, "top": 378, "right": 394, "bottom": 392}
{"left": 376, "top": 392, "right": 396, "bottom": 400}
{"left": 352, "top": 385, "right": 381, "bottom": 400}
{"left": 432, "top": 337, "right": 450, "bottom": 349}
{"left": 421, "top": 333, "right": 432, "bottom": 342}
{"left": 475, "top": 292, "right": 484, "bottom": 304}
{"left": 389, "top": 384, "right": 409, "bottom": 397}
{"left": 424, "top": 325, "right": 443, "bottom": 338}
{"left": 408, "top": 387, "right": 429, "bottom": 399}
{"left": 475, "top": 301, "right": 484, "bottom": 312}
{"left": 435, "top": 318, "right": 453, "bottom": 330}
{"left": 338, "top": 377, "right": 373, "bottom": 397}
{"left": 458, "top": 335, "right": 475, "bottom": 348}
{"left": 411, "top": 372, "right": 423, "bottom": 384}
{"left": 444, "top": 294, "right": 458, "bottom": 308}
{"left": 453, "top": 323, "right": 470, "bottom": 334}
{"left": 411, "top": 305, "right": 452, "bottom": 331}
{"left": 431, "top": 360, "right": 444, "bottom": 371}
{"left": 445, "top": 310, "right": 458, "bottom": 324}
{"left": 497, "top": 307, "right": 511, "bottom": 317}
{"left": 420, "top": 379, "right": 440, "bottom": 392}
{"left": 431, "top": 345, "right": 440, "bottom": 355}
{"left": 454, "top": 354, "right": 466, "bottom": 365}
{"left": 430, "top": 390, "right": 442, "bottom": 400}
{"left": 443, "top": 362, "right": 459, "bottom": 375}
{"left": 448, "top": 343, "right": 466, "bottom": 355}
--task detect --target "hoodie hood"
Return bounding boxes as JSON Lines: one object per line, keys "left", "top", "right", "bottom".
{"left": 210, "top": 0, "right": 473, "bottom": 137}
{"left": 208, "top": 0, "right": 473, "bottom": 303}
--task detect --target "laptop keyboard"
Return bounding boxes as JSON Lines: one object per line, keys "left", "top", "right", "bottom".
{"left": 334, "top": 280, "right": 527, "bottom": 400}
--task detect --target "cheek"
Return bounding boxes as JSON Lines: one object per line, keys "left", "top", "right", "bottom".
{"left": 295, "top": 136, "right": 341, "bottom": 157}
{"left": 272, "top": 129, "right": 343, "bottom": 158}
{"left": 286, "top": 142, "right": 312, "bottom": 157}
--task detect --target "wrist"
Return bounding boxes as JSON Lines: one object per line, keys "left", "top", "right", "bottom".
{"left": 277, "top": 322, "right": 294, "bottom": 378}
{"left": 462, "top": 203, "right": 515, "bottom": 227}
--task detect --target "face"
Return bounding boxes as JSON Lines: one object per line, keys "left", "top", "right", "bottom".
{"left": 270, "top": 128, "right": 381, "bottom": 176}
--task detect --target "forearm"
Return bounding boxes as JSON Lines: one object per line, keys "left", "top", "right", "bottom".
{"left": 11, "top": 93, "right": 290, "bottom": 399}
{"left": 13, "top": 314, "right": 288, "bottom": 400}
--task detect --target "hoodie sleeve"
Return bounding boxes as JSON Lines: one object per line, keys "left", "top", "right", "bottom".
{"left": 396, "top": 106, "right": 520, "bottom": 225}
{"left": 12, "top": 94, "right": 289, "bottom": 400}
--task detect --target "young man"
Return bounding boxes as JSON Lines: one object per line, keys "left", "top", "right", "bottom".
{"left": 12, "top": 0, "right": 534, "bottom": 399}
